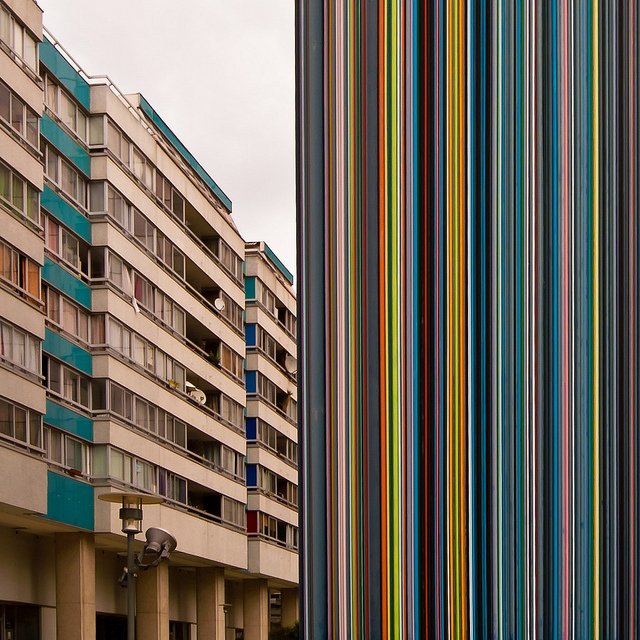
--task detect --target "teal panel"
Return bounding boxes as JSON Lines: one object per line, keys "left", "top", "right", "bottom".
{"left": 41, "top": 186, "right": 91, "bottom": 243}
{"left": 245, "top": 276, "right": 256, "bottom": 299}
{"left": 46, "top": 471, "right": 94, "bottom": 530}
{"left": 263, "top": 243, "right": 294, "bottom": 285}
{"left": 41, "top": 114, "right": 91, "bottom": 177}
{"left": 43, "top": 328, "right": 92, "bottom": 376}
{"left": 40, "top": 39, "right": 90, "bottom": 111}
{"left": 138, "top": 95, "right": 233, "bottom": 212}
{"left": 45, "top": 399, "right": 93, "bottom": 441}
{"left": 42, "top": 258, "right": 91, "bottom": 309}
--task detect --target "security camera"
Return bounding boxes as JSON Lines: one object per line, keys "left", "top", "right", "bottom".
{"left": 136, "top": 527, "right": 177, "bottom": 569}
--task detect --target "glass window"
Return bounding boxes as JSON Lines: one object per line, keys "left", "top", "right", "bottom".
{"left": 0, "top": 399, "right": 11, "bottom": 436}
{"left": 89, "top": 116, "right": 104, "bottom": 145}
{"left": 23, "top": 32, "right": 36, "bottom": 70}
{"left": 0, "top": 162, "right": 9, "bottom": 201}
{"left": 66, "top": 437, "right": 85, "bottom": 471}
{"left": 10, "top": 93, "right": 23, "bottom": 134}
{"left": 11, "top": 173, "right": 23, "bottom": 211}
{"left": 0, "top": 82, "right": 8, "bottom": 122}
{"left": 25, "top": 107, "right": 37, "bottom": 146}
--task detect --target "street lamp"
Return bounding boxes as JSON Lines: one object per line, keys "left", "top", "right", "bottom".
{"left": 98, "top": 492, "right": 168, "bottom": 640}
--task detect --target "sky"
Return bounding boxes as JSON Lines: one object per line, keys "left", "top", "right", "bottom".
{"left": 37, "top": 0, "right": 296, "bottom": 279}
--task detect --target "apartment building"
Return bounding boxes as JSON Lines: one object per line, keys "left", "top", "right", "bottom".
{"left": 244, "top": 242, "right": 298, "bottom": 631}
{"left": 0, "top": 1, "right": 298, "bottom": 639}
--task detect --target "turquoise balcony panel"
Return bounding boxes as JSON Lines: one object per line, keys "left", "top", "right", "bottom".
{"left": 41, "top": 186, "right": 91, "bottom": 244}
{"left": 43, "top": 328, "right": 92, "bottom": 376}
{"left": 46, "top": 471, "right": 94, "bottom": 530}
{"left": 45, "top": 399, "right": 93, "bottom": 441}
{"left": 41, "top": 114, "right": 91, "bottom": 177}
{"left": 40, "top": 39, "right": 90, "bottom": 111}
{"left": 138, "top": 95, "right": 232, "bottom": 212}
{"left": 42, "top": 258, "right": 91, "bottom": 310}
{"left": 245, "top": 276, "right": 256, "bottom": 300}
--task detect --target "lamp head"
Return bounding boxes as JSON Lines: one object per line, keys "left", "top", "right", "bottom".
{"left": 137, "top": 527, "right": 177, "bottom": 567}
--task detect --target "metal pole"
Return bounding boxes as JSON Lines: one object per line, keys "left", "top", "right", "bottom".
{"left": 127, "top": 531, "right": 136, "bottom": 640}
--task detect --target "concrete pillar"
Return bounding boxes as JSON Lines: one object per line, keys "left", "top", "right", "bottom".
{"left": 55, "top": 533, "right": 95, "bottom": 640}
{"left": 196, "top": 567, "right": 226, "bottom": 639}
{"left": 280, "top": 588, "right": 299, "bottom": 628}
{"left": 137, "top": 562, "right": 169, "bottom": 640}
{"left": 243, "top": 579, "right": 269, "bottom": 640}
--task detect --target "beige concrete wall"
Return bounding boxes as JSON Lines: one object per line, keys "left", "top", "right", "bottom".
{"left": 0, "top": 128, "right": 43, "bottom": 188}
{"left": 247, "top": 540, "right": 298, "bottom": 586}
{"left": 0, "top": 49, "right": 41, "bottom": 110}
{"left": 0, "top": 288, "right": 45, "bottom": 339}
{"left": 243, "top": 579, "right": 269, "bottom": 640}
{"left": 55, "top": 533, "right": 96, "bottom": 640}
{"left": 94, "top": 496, "right": 248, "bottom": 569}
{"left": 0, "top": 204, "right": 44, "bottom": 264}
{"left": 0, "top": 527, "right": 55, "bottom": 605}
{"left": 137, "top": 562, "right": 169, "bottom": 640}
{"left": 0, "top": 448, "right": 47, "bottom": 513}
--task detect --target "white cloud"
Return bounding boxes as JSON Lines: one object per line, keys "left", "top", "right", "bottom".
{"left": 39, "top": 0, "right": 296, "bottom": 277}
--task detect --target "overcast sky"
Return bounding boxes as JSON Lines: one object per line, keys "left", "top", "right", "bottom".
{"left": 37, "top": 0, "right": 296, "bottom": 278}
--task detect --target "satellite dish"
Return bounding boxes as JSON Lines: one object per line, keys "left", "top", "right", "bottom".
{"left": 213, "top": 297, "right": 226, "bottom": 312}
{"left": 284, "top": 355, "right": 297, "bottom": 375}
{"left": 188, "top": 387, "right": 207, "bottom": 404}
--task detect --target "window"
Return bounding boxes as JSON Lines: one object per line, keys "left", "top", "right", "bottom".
{"left": 222, "top": 496, "right": 246, "bottom": 527}
{"left": 0, "top": 397, "right": 42, "bottom": 449}
{"left": 219, "top": 343, "right": 243, "bottom": 381}
{"left": 103, "top": 250, "right": 186, "bottom": 337}
{"left": 254, "top": 419, "right": 297, "bottom": 465}
{"left": 110, "top": 383, "right": 133, "bottom": 420}
{"left": 0, "top": 319, "right": 40, "bottom": 375}
{"left": 44, "top": 286, "right": 92, "bottom": 344}
{"left": 0, "top": 239, "right": 40, "bottom": 301}
{"left": 154, "top": 171, "right": 185, "bottom": 221}
{"left": 44, "top": 215, "right": 83, "bottom": 271}
{"left": 250, "top": 512, "right": 298, "bottom": 549}
{"left": 91, "top": 182, "right": 186, "bottom": 281}
{"left": 44, "top": 357, "right": 91, "bottom": 410}
{"left": 217, "top": 394, "right": 243, "bottom": 430}
{"left": 0, "top": 159, "right": 39, "bottom": 224}
{"left": 43, "top": 75, "right": 87, "bottom": 142}
{"left": 44, "top": 144, "right": 87, "bottom": 208}
{"left": 0, "top": 5, "right": 38, "bottom": 71}
{"left": 43, "top": 426, "right": 89, "bottom": 473}
{"left": 0, "top": 80, "right": 38, "bottom": 147}
{"left": 158, "top": 468, "right": 187, "bottom": 503}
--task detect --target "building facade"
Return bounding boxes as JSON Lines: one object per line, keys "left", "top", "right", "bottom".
{"left": 0, "top": 1, "right": 297, "bottom": 638}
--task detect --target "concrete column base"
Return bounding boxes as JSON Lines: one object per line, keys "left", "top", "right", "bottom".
{"left": 243, "top": 579, "right": 269, "bottom": 640}
{"left": 137, "top": 562, "right": 169, "bottom": 640}
{"left": 196, "top": 566, "right": 226, "bottom": 639}
{"left": 55, "top": 532, "right": 95, "bottom": 640}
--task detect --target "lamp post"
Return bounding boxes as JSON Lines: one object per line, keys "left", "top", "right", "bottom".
{"left": 98, "top": 492, "right": 163, "bottom": 640}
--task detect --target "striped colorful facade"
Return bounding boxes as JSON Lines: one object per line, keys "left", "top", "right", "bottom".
{"left": 297, "top": 1, "right": 639, "bottom": 637}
